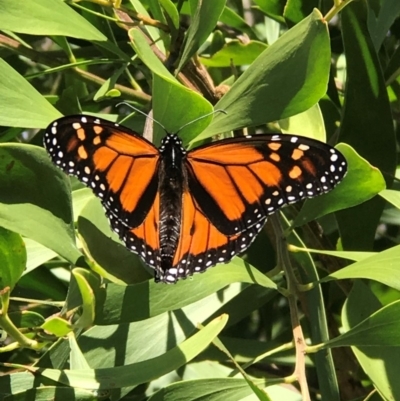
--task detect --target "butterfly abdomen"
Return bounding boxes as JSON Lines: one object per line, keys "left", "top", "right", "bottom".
{"left": 157, "top": 135, "right": 187, "bottom": 282}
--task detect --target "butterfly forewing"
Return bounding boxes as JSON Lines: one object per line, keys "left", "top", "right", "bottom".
{"left": 44, "top": 115, "right": 160, "bottom": 228}
{"left": 186, "top": 134, "right": 347, "bottom": 236}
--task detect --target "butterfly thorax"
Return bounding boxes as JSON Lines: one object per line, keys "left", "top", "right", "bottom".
{"left": 158, "top": 134, "right": 187, "bottom": 270}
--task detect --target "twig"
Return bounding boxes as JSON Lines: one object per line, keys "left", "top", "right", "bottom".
{"left": 270, "top": 213, "right": 310, "bottom": 401}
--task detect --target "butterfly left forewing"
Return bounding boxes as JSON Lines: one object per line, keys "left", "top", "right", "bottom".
{"left": 44, "top": 115, "right": 160, "bottom": 228}
{"left": 186, "top": 133, "right": 347, "bottom": 236}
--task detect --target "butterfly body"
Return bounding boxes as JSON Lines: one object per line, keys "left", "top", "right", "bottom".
{"left": 44, "top": 115, "right": 347, "bottom": 283}
{"left": 157, "top": 134, "right": 186, "bottom": 272}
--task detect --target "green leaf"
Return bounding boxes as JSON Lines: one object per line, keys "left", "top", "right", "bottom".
{"left": 283, "top": 0, "right": 317, "bottom": 25}
{"left": 200, "top": 40, "right": 268, "bottom": 67}
{"left": 159, "top": 0, "right": 179, "bottom": 29}
{"left": 367, "top": 0, "right": 400, "bottom": 51}
{"left": 379, "top": 189, "right": 400, "bottom": 209}
{"left": 0, "top": 227, "right": 26, "bottom": 290}
{"left": 337, "top": 0, "right": 396, "bottom": 250}
{"left": 95, "top": 258, "right": 276, "bottom": 325}
{"left": 0, "top": 144, "right": 81, "bottom": 264}
{"left": 177, "top": 0, "right": 226, "bottom": 72}
{"left": 34, "top": 315, "right": 228, "bottom": 389}
{"left": 219, "top": 6, "right": 257, "bottom": 39}
{"left": 129, "top": 28, "right": 213, "bottom": 145}
{"left": 41, "top": 317, "right": 72, "bottom": 337}
{"left": 24, "top": 238, "right": 58, "bottom": 274}
{"left": 293, "top": 143, "right": 386, "bottom": 226}
{"left": 321, "top": 244, "right": 400, "bottom": 292}
{"left": 93, "top": 64, "right": 126, "bottom": 101}
{"left": 69, "top": 332, "right": 91, "bottom": 370}
{"left": 148, "top": 378, "right": 269, "bottom": 401}
{"left": 200, "top": 9, "right": 330, "bottom": 140}
{"left": 279, "top": 103, "right": 326, "bottom": 141}
{"left": 0, "top": 0, "right": 106, "bottom": 41}
{"left": 130, "top": 0, "right": 166, "bottom": 53}
{"left": 322, "top": 299, "right": 400, "bottom": 348}
{"left": 289, "top": 246, "right": 376, "bottom": 262}
{"left": 4, "top": 386, "right": 99, "bottom": 401}
{"left": 78, "top": 197, "right": 151, "bottom": 284}
{"left": 8, "top": 311, "right": 45, "bottom": 328}
{"left": 341, "top": 282, "right": 400, "bottom": 401}
{"left": 0, "top": 60, "right": 62, "bottom": 128}
{"left": 72, "top": 269, "right": 96, "bottom": 328}
{"left": 253, "top": 0, "right": 285, "bottom": 23}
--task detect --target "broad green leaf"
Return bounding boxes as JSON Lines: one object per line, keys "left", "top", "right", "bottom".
{"left": 200, "top": 40, "right": 268, "bottom": 67}
{"left": 129, "top": 0, "right": 166, "bottom": 53}
{"left": 253, "top": 0, "right": 285, "bottom": 23}
{"left": 69, "top": 332, "right": 91, "bottom": 370}
{"left": 78, "top": 283, "right": 255, "bottom": 370}
{"left": 0, "top": 0, "right": 106, "bottom": 41}
{"left": 321, "top": 244, "right": 400, "bottom": 291}
{"left": 283, "top": 0, "right": 317, "bottom": 25}
{"left": 0, "top": 372, "right": 35, "bottom": 398}
{"left": 129, "top": 28, "right": 213, "bottom": 145}
{"left": 289, "top": 246, "right": 376, "bottom": 262}
{"left": 159, "top": 0, "right": 179, "bottom": 29}
{"left": 78, "top": 197, "right": 151, "bottom": 285}
{"left": 342, "top": 282, "right": 400, "bottom": 401}
{"left": 0, "top": 144, "right": 81, "bottom": 264}
{"left": 4, "top": 386, "right": 99, "bottom": 401}
{"left": 72, "top": 269, "right": 96, "bottom": 328}
{"left": 322, "top": 299, "right": 400, "bottom": 348}
{"left": 337, "top": 1, "right": 395, "bottom": 250}
{"left": 200, "top": 9, "right": 330, "bottom": 140}
{"left": 0, "top": 227, "right": 26, "bottom": 290}
{"left": 95, "top": 258, "right": 276, "bottom": 325}
{"left": 148, "top": 378, "right": 270, "bottom": 401}
{"left": 279, "top": 103, "right": 326, "bottom": 142}
{"left": 379, "top": 189, "right": 400, "bottom": 209}
{"left": 0, "top": 60, "right": 62, "bottom": 128}
{"left": 210, "top": 336, "right": 272, "bottom": 401}
{"left": 24, "top": 238, "right": 58, "bottom": 274}
{"left": 93, "top": 64, "right": 126, "bottom": 101}
{"left": 177, "top": 0, "right": 226, "bottom": 72}
{"left": 8, "top": 311, "right": 45, "bottom": 328}
{"left": 41, "top": 317, "right": 72, "bottom": 337}
{"left": 368, "top": 0, "right": 400, "bottom": 51}
{"left": 32, "top": 315, "right": 228, "bottom": 389}
{"left": 220, "top": 6, "right": 257, "bottom": 39}
{"left": 293, "top": 144, "right": 385, "bottom": 226}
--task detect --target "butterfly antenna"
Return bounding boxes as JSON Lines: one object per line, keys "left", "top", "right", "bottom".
{"left": 116, "top": 102, "right": 167, "bottom": 132}
{"left": 175, "top": 109, "right": 227, "bottom": 134}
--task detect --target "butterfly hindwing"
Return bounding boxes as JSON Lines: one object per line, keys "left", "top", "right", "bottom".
{"left": 44, "top": 115, "right": 160, "bottom": 228}
{"left": 186, "top": 134, "right": 347, "bottom": 236}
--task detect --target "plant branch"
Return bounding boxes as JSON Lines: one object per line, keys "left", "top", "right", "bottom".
{"left": 270, "top": 214, "right": 310, "bottom": 401}
{"left": 0, "top": 34, "right": 150, "bottom": 104}
{"left": 0, "top": 287, "right": 43, "bottom": 350}
{"left": 324, "top": 0, "right": 355, "bottom": 23}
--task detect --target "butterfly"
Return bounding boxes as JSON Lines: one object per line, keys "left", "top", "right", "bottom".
{"left": 44, "top": 115, "right": 347, "bottom": 283}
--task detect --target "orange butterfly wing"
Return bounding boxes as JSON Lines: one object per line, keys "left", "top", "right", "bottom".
{"left": 44, "top": 115, "right": 160, "bottom": 228}
{"left": 186, "top": 134, "right": 347, "bottom": 236}
{"left": 45, "top": 117, "right": 347, "bottom": 284}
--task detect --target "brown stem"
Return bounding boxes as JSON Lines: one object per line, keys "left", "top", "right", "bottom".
{"left": 0, "top": 34, "right": 150, "bottom": 104}
{"left": 270, "top": 214, "right": 311, "bottom": 401}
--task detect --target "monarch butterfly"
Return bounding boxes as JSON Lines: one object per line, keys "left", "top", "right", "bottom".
{"left": 44, "top": 115, "right": 347, "bottom": 283}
